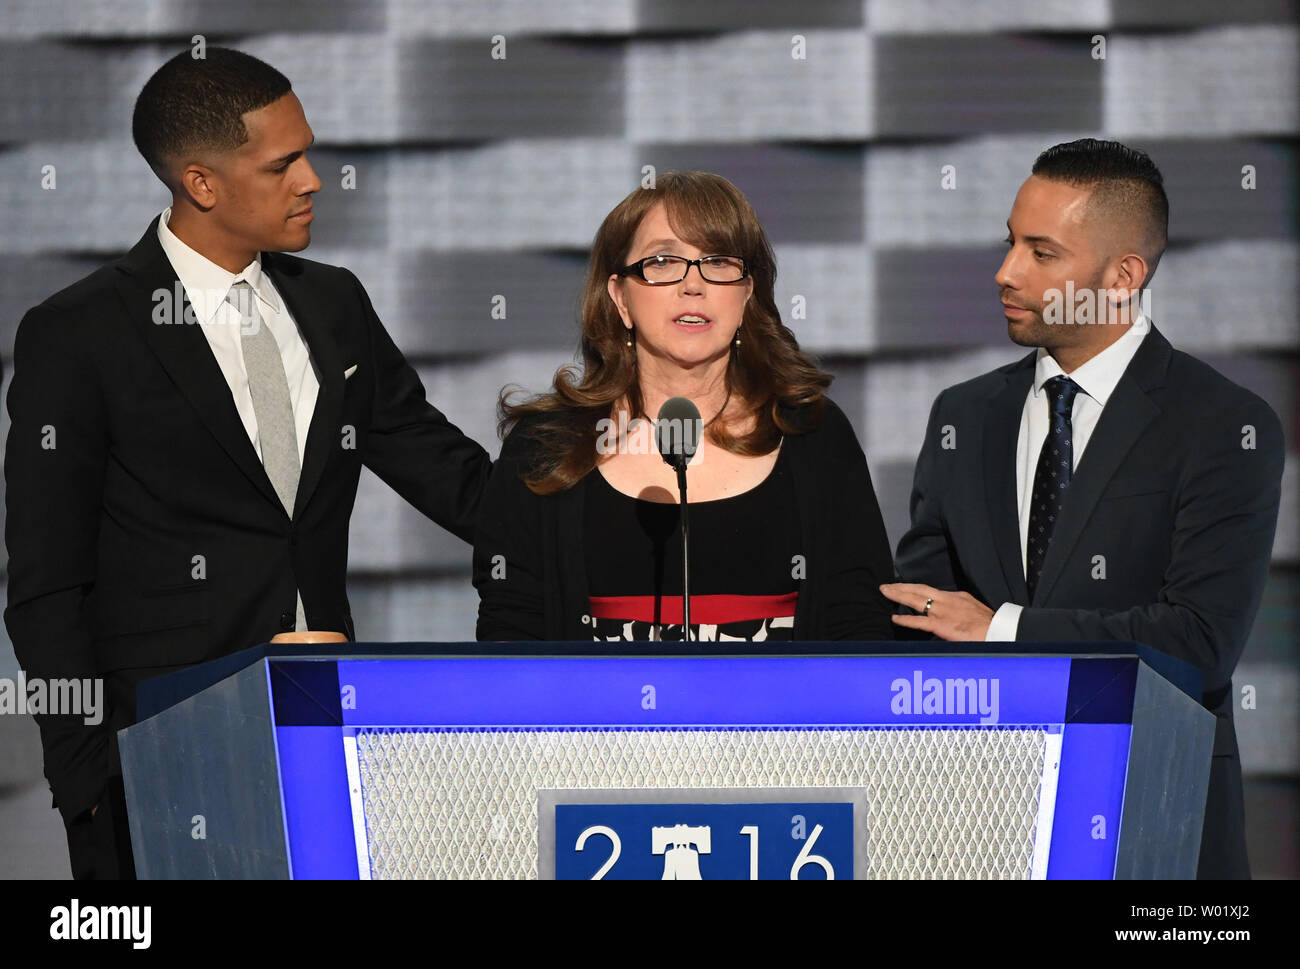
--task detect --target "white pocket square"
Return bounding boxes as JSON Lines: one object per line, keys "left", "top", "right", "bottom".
{"left": 343, "top": 364, "right": 358, "bottom": 379}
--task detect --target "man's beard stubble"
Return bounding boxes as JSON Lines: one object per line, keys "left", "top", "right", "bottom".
{"left": 1004, "top": 268, "right": 1108, "bottom": 351}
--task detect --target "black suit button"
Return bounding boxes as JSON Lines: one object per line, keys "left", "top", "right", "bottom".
{"left": 279, "top": 612, "right": 295, "bottom": 631}
{"left": 289, "top": 529, "right": 298, "bottom": 547}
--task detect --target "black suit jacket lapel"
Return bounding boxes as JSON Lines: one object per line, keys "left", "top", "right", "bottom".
{"left": 1032, "top": 326, "right": 1171, "bottom": 605}
{"left": 262, "top": 251, "right": 344, "bottom": 521}
{"left": 983, "top": 354, "right": 1035, "bottom": 605}
{"left": 114, "top": 219, "right": 283, "bottom": 511}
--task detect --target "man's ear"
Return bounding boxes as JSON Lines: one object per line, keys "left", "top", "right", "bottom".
{"left": 1106, "top": 251, "right": 1151, "bottom": 312}
{"left": 177, "top": 162, "right": 218, "bottom": 210}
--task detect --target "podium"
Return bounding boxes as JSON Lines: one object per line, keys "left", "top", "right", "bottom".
{"left": 118, "top": 642, "right": 1214, "bottom": 879}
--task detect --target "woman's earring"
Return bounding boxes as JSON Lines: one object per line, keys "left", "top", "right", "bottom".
{"left": 626, "top": 329, "right": 634, "bottom": 347}
{"left": 733, "top": 328, "right": 741, "bottom": 347}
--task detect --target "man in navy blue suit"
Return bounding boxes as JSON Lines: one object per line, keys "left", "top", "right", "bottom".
{"left": 883, "top": 139, "right": 1283, "bottom": 879}
{"left": 5, "top": 48, "right": 491, "bottom": 879}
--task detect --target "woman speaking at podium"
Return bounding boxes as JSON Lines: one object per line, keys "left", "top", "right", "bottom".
{"left": 473, "top": 172, "right": 895, "bottom": 643}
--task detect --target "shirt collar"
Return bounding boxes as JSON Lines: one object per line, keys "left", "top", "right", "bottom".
{"left": 156, "top": 207, "right": 280, "bottom": 323}
{"left": 1032, "top": 314, "right": 1151, "bottom": 407}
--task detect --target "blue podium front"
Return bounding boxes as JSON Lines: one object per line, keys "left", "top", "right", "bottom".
{"left": 119, "top": 643, "right": 1214, "bottom": 880}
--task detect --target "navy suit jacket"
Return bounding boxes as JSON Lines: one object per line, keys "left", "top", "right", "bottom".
{"left": 896, "top": 324, "right": 1283, "bottom": 879}
{"left": 5, "top": 219, "right": 492, "bottom": 823}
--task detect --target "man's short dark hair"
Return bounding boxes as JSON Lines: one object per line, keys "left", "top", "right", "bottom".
{"left": 1032, "top": 138, "right": 1169, "bottom": 283}
{"left": 132, "top": 47, "right": 292, "bottom": 182}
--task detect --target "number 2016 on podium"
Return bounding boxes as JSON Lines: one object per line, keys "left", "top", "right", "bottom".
{"left": 544, "top": 793, "right": 861, "bottom": 880}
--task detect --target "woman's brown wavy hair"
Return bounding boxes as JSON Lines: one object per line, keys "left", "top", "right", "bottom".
{"left": 500, "top": 171, "right": 833, "bottom": 495}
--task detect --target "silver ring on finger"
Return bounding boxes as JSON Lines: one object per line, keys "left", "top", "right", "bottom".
{"left": 923, "top": 597, "right": 933, "bottom": 616}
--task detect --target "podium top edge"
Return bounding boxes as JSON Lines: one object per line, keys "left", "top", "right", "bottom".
{"left": 134, "top": 640, "right": 1201, "bottom": 722}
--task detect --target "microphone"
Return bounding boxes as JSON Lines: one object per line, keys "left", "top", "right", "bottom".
{"left": 655, "top": 397, "right": 701, "bottom": 470}
{"left": 655, "top": 398, "right": 701, "bottom": 641}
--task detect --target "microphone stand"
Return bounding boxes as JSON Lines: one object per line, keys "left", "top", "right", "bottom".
{"left": 656, "top": 397, "right": 700, "bottom": 644}
{"left": 676, "top": 461, "right": 690, "bottom": 641}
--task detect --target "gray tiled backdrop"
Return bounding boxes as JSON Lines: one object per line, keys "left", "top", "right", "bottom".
{"left": 1, "top": 1, "right": 1296, "bottom": 877}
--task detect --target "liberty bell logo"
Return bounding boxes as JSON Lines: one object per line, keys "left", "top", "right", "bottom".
{"left": 651, "top": 824, "right": 712, "bottom": 879}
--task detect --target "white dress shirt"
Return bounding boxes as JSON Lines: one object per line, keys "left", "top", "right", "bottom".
{"left": 156, "top": 208, "right": 320, "bottom": 630}
{"left": 985, "top": 315, "right": 1151, "bottom": 641}
{"left": 156, "top": 207, "right": 320, "bottom": 466}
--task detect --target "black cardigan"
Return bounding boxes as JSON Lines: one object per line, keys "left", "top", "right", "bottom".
{"left": 472, "top": 398, "right": 897, "bottom": 642}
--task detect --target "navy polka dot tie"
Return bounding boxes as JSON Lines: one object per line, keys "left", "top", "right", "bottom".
{"left": 1026, "top": 375, "right": 1080, "bottom": 600}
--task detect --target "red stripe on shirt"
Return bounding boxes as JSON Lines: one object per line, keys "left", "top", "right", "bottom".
{"left": 588, "top": 592, "right": 798, "bottom": 625}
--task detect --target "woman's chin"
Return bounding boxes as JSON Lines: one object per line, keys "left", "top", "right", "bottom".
{"left": 662, "top": 351, "right": 729, "bottom": 373}
{"left": 640, "top": 339, "right": 730, "bottom": 371}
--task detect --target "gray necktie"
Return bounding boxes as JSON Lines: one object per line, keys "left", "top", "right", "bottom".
{"left": 227, "top": 280, "right": 307, "bottom": 631}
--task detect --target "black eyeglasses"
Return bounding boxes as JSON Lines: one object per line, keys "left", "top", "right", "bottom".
{"left": 618, "top": 254, "right": 749, "bottom": 285}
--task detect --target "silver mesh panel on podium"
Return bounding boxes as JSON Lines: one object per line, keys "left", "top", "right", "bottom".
{"left": 352, "top": 726, "right": 1051, "bottom": 879}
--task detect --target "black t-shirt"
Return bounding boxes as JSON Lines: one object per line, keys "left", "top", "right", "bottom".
{"left": 584, "top": 444, "right": 800, "bottom": 641}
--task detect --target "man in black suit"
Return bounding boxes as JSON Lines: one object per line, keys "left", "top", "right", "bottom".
{"left": 4, "top": 49, "right": 492, "bottom": 878}
{"left": 882, "top": 139, "right": 1283, "bottom": 879}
